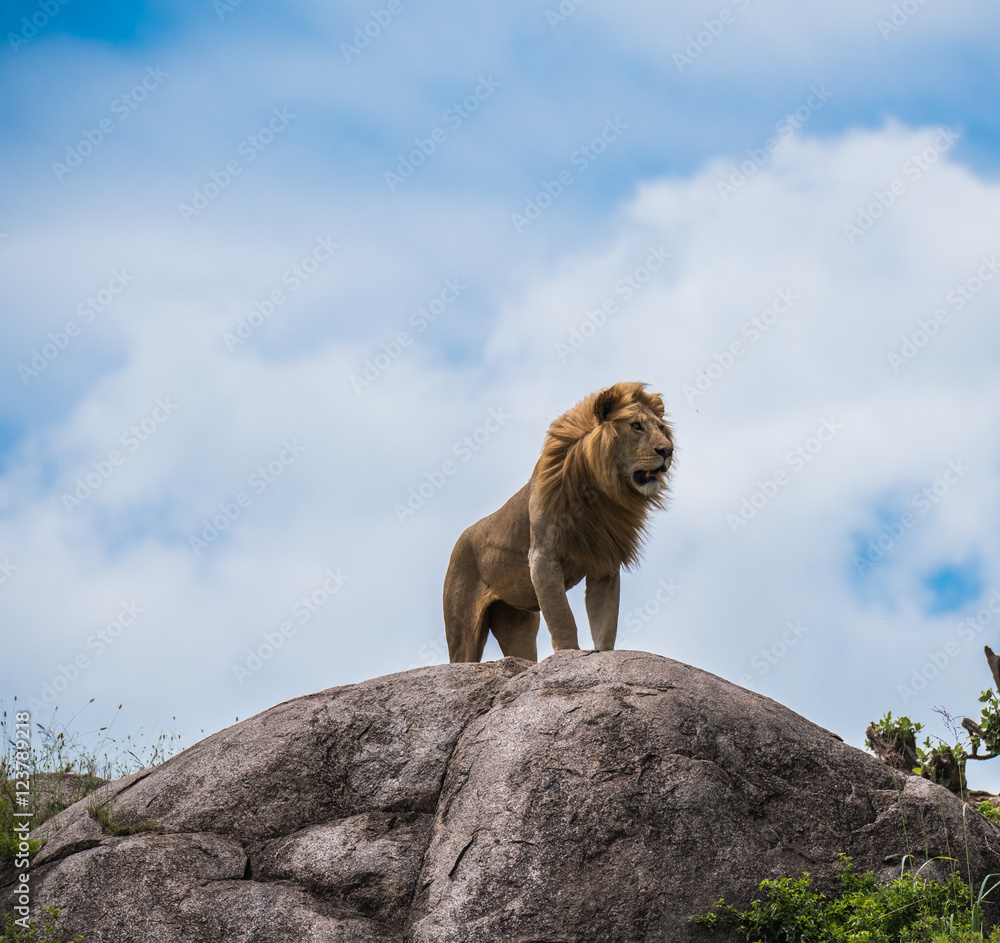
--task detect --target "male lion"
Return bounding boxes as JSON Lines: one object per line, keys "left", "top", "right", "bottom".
{"left": 444, "top": 381, "right": 674, "bottom": 662}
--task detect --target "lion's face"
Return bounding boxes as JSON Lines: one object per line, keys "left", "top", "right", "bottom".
{"left": 614, "top": 406, "right": 674, "bottom": 498}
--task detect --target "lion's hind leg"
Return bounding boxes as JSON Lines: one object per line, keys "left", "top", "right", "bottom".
{"left": 444, "top": 578, "right": 492, "bottom": 663}
{"left": 489, "top": 601, "right": 540, "bottom": 662}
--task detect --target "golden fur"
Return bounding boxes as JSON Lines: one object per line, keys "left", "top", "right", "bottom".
{"left": 444, "top": 382, "right": 674, "bottom": 662}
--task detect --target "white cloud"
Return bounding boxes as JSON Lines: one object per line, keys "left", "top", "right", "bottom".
{"left": 3, "top": 110, "right": 1000, "bottom": 787}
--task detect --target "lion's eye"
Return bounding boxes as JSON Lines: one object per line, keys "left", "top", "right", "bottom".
{"left": 631, "top": 421, "right": 643, "bottom": 431}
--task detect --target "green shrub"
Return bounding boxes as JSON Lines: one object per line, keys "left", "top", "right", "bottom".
{"left": 1, "top": 907, "right": 83, "bottom": 943}
{"left": 869, "top": 712, "right": 924, "bottom": 743}
{"left": 0, "top": 830, "right": 39, "bottom": 866}
{"left": 867, "top": 711, "right": 967, "bottom": 791}
{"left": 690, "top": 855, "right": 1000, "bottom": 942}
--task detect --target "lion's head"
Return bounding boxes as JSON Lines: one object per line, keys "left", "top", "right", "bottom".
{"left": 535, "top": 382, "right": 674, "bottom": 571}
{"left": 590, "top": 383, "right": 674, "bottom": 498}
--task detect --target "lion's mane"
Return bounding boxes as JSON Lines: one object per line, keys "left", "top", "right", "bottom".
{"left": 534, "top": 381, "right": 670, "bottom": 575}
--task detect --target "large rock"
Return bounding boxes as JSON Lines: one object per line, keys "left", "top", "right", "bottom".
{"left": 4, "top": 650, "right": 1000, "bottom": 942}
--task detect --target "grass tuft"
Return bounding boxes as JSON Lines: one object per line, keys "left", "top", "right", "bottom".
{"left": 2, "top": 699, "right": 183, "bottom": 864}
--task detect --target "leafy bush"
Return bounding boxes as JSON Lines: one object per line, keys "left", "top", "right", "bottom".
{"left": 1, "top": 907, "right": 83, "bottom": 943}
{"left": 867, "top": 711, "right": 967, "bottom": 792}
{"left": 867, "top": 648, "right": 1000, "bottom": 794}
{"left": 869, "top": 712, "right": 925, "bottom": 743}
{"left": 690, "top": 855, "right": 1000, "bottom": 942}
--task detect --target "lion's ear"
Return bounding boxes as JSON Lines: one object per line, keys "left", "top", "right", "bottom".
{"left": 593, "top": 387, "right": 622, "bottom": 422}
{"left": 648, "top": 394, "right": 665, "bottom": 418}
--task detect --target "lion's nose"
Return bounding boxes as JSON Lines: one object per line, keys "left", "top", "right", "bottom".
{"left": 655, "top": 446, "right": 673, "bottom": 460}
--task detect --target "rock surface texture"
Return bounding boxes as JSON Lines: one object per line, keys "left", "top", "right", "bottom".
{"left": 5, "top": 650, "right": 1000, "bottom": 942}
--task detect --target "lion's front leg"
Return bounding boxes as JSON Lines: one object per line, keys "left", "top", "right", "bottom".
{"left": 528, "top": 548, "right": 580, "bottom": 651}
{"left": 585, "top": 571, "right": 620, "bottom": 651}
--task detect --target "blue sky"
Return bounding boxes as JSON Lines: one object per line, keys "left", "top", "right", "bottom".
{"left": 2, "top": 0, "right": 1000, "bottom": 785}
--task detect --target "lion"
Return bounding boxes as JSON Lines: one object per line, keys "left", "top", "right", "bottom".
{"left": 444, "top": 381, "right": 674, "bottom": 662}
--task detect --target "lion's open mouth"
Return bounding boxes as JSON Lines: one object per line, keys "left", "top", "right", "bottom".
{"left": 633, "top": 464, "right": 667, "bottom": 487}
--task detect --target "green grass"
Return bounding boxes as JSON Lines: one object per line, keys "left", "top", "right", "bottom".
{"left": 2, "top": 700, "right": 185, "bottom": 941}
{"left": 1, "top": 699, "right": 184, "bottom": 865}
{"left": 690, "top": 855, "right": 1000, "bottom": 942}
{"left": 86, "top": 795, "right": 156, "bottom": 837}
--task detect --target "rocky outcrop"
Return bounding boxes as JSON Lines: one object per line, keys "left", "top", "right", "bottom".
{"left": 4, "top": 650, "right": 1000, "bottom": 942}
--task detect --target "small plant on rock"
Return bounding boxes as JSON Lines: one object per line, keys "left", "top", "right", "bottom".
{"left": 690, "top": 855, "right": 999, "bottom": 942}
{"left": 866, "top": 646, "right": 1000, "bottom": 797}
{"left": 1, "top": 907, "right": 83, "bottom": 943}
